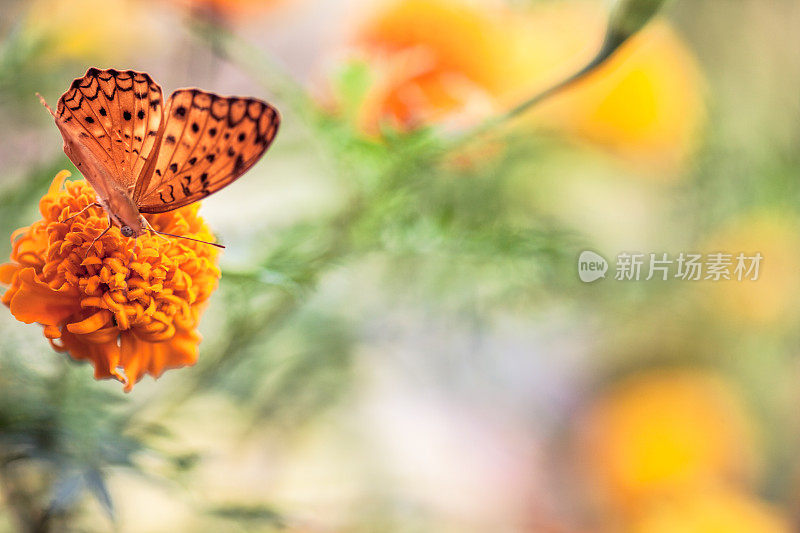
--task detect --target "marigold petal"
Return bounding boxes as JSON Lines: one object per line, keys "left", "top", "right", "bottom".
{"left": 9, "top": 226, "right": 29, "bottom": 244}
{"left": 120, "top": 332, "right": 144, "bottom": 392}
{"left": 120, "top": 329, "right": 200, "bottom": 391}
{"left": 114, "top": 308, "right": 130, "bottom": 331}
{"left": 82, "top": 326, "right": 122, "bottom": 344}
{"left": 43, "top": 325, "right": 61, "bottom": 339}
{"left": 66, "top": 309, "right": 113, "bottom": 335}
{"left": 9, "top": 268, "right": 79, "bottom": 326}
{"left": 47, "top": 170, "right": 71, "bottom": 196}
{"left": 0, "top": 263, "right": 18, "bottom": 284}
{"left": 79, "top": 296, "right": 106, "bottom": 309}
{"left": 81, "top": 256, "right": 102, "bottom": 267}
{"left": 168, "top": 329, "right": 201, "bottom": 367}
{"left": 60, "top": 330, "right": 123, "bottom": 382}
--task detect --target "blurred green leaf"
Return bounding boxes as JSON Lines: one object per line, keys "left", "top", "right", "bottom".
{"left": 47, "top": 471, "right": 83, "bottom": 515}
{"left": 209, "top": 503, "right": 286, "bottom": 528}
{"left": 85, "top": 468, "right": 114, "bottom": 522}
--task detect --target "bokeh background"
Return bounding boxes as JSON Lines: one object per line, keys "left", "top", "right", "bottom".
{"left": 1, "top": 0, "right": 800, "bottom": 531}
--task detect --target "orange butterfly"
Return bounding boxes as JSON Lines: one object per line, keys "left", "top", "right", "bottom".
{"left": 38, "top": 67, "right": 280, "bottom": 248}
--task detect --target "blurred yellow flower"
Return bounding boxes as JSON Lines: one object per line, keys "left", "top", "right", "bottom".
{"left": 23, "top": 0, "right": 160, "bottom": 63}
{"left": 632, "top": 487, "right": 790, "bottom": 533}
{"left": 508, "top": 1, "right": 705, "bottom": 170}
{"left": 575, "top": 370, "right": 758, "bottom": 512}
{"left": 702, "top": 212, "right": 800, "bottom": 326}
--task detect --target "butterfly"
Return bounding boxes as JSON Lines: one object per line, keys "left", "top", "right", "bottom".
{"left": 38, "top": 67, "right": 280, "bottom": 249}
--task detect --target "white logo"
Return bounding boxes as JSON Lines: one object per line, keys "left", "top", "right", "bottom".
{"left": 578, "top": 251, "right": 608, "bottom": 283}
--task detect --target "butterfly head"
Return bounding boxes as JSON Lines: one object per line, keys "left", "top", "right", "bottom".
{"left": 99, "top": 192, "right": 148, "bottom": 239}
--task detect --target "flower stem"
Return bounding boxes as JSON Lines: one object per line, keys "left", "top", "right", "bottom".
{"left": 449, "top": 35, "right": 622, "bottom": 150}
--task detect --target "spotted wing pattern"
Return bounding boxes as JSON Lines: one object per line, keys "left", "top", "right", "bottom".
{"left": 56, "top": 68, "right": 165, "bottom": 192}
{"left": 134, "top": 89, "right": 280, "bottom": 214}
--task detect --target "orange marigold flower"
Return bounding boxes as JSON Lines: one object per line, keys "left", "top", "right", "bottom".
{"left": 0, "top": 171, "right": 221, "bottom": 391}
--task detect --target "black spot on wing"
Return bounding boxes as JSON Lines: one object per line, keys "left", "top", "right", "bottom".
{"left": 234, "top": 154, "right": 245, "bottom": 173}
{"left": 181, "top": 176, "right": 192, "bottom": 196}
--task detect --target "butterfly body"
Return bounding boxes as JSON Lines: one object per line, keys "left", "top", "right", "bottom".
{"left": 40, "top": 68, "right": 280, "bottom": 247}
{"left": 52, "top": 116, "right": 146, "bottom": 236}
{"left": 99, "top": 189, "right": 148, "bottom": 238}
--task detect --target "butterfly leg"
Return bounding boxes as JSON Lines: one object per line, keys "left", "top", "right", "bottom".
{"left": 63, "top": 201, "right": 101, "bottom": 223}
{"left": 84, "top": 216, "right": 113, "bottom": 258}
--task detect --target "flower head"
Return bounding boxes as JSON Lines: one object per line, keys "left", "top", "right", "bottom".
{"left": 24, "top": 0, "right": 160, "bottom": 63}
{"left": 1, "top": 171, "right": 221, "bottom": 391}
{"left": 575, "top": 370, "right": 758, "bottom": 513}
{"left": 352, "top": 0, "right": 514, "bottom": 133}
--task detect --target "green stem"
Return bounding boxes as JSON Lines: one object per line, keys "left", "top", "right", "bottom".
{"left": 450, "top": 33, "right": 625, "bottom": 150}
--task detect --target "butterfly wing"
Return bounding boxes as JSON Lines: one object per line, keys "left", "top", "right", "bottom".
{"left": 134, "top": 89, "right": 280, "bottom": 214}
{"left": 54, "top": 68, "right": 165, "bottom": 197}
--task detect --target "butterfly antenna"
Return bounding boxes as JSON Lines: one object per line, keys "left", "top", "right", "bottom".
{"left": 36, "top": 93, "right": 56, "bottom": 117}
{"left": 149, "top": 229, "right": 225, "bottom": 249}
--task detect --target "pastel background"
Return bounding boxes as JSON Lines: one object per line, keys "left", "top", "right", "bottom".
{"left": 1, "top": 0, "right": 799, "bottom": 531}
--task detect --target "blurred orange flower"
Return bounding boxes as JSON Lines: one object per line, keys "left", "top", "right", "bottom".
{"left": 175, "top": 0, "right": 288, "bottom": 19}
{"left": 575, "top": 370, "right": 758, "bottom": 514}
{"left": 351, "top": 0, "right": 704, "bottom": 169}
{"left": 352, "top": 0, "right": 513, "bottom": 133}
{"left": 0, "top": 171, "right": 221, "bottom": 391}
